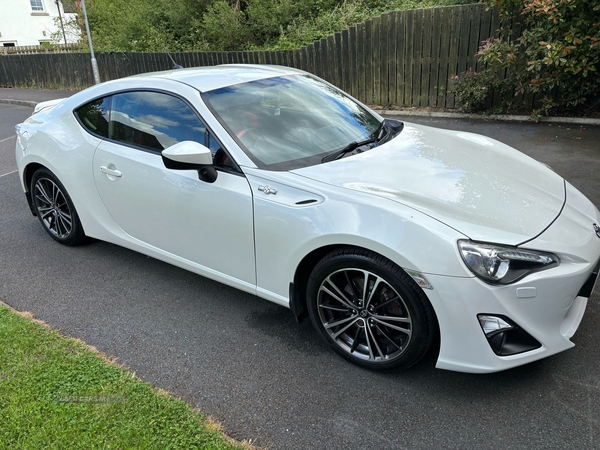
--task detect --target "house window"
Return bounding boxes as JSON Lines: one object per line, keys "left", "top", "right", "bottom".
{"left": 62, "top": 1, "right": 76, "bottom": 13}
{"left": 30, "top": 0, "right": 44, "bottom": 11}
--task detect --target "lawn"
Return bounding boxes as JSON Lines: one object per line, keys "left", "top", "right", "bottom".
{"left": 0, "top": 304, "right": 247, "bottom": 449}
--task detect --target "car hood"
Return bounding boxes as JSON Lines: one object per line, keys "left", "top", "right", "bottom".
{"left": 292, "top": 123, "right": 565, "bottom": 245}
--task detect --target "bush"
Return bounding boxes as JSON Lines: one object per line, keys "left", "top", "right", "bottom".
{"left": 453, "top": 0, "right": 600, "bottom": 116}
{"left": 202, "top": 1, "right": 250, "bottom": 51}
{"left": 80, "top": 0, "right": 481, "bottom": 52}
{"left": 273, "top": 0, "right": 374, "bottom": 49}
{"left": 451, "top": 69, "right": 497, "bottom": 111}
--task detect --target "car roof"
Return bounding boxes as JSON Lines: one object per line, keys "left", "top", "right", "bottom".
{"left": 130, "top": 64, "right": 306, "bottom": 92}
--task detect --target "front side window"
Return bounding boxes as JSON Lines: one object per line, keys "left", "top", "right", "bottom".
{"left": 109, "top": 91, "right": 206, "bottom": 152}
{"left": 30, "top": 0, "right": 44, "bottom": 11}
{"left": 209, "top": 132, "right": 236, "bottom": 170}
{"left": 203, "top": 74, "right": 382, "bottom": 170}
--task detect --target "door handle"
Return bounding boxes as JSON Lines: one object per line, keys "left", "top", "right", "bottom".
{"left": 100, "top": 165, "right": 122, "bottom": 178}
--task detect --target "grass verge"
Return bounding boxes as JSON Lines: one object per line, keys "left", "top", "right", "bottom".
{"left": 0, "top": 304, "right": 247, "bottom": 449}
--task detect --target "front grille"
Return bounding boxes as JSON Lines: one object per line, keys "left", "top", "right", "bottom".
{"left": 577, "top": 259, "right": 600, "bottom": 298}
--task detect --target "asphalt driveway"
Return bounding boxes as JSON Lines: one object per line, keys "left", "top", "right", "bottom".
{"left": 1, "top": 102, "right": 599, "bottom": 449}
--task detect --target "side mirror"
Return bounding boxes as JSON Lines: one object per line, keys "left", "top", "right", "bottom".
{"left": 161, "top": 141, "right": 218, "bottom": 183}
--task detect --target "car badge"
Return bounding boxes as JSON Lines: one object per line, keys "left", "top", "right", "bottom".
{"left": 258, "top": 185, "right": 278, "bottom": 195}
{"left": 594, "top": 223, "right": 600, "bottom": 238}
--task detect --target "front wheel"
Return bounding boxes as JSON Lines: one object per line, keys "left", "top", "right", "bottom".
{"left": 30, "top": 168, "right": 86, "bottom": 246}
{"left": 307, "top": 248, "right": 436, "bottom": 371}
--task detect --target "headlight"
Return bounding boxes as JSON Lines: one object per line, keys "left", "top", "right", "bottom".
{"left": 458, "top": 240, "right": 559, "bottom": 285}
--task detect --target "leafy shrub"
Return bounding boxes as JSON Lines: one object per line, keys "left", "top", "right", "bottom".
{"left": 80, "top": 0, "right": 481, "bottom": 52}
{"left": 453, "top": 0, "right": 600, "bottom": 116}
{"left": 273, "top": 0, "right": 480, "bottom": 50}
{"left": 202, "top": 1, "right": 250, "bottom": 51}
{"left": 451, "top": 69, "right": 496, "bottom": 111}
{"left": 273, "top": 0, "right": 374, "bottom": 49}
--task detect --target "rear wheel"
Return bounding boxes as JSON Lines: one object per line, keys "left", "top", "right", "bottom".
{"left": 307, "top": 248, "right": 435, "bottom": 371}
{"left": 30, "top": 168, "right": 86, "bottom": 246}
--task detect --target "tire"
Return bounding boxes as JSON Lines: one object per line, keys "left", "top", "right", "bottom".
{"left": 307, "top": 248, "right": 436, "bottom": 371}
{"left": 30, "top": 168, "right": 86, "bottom": 246}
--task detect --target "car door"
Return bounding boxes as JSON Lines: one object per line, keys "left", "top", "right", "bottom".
{"left": 92, "top": 90, "right": 256, "bottom": 286}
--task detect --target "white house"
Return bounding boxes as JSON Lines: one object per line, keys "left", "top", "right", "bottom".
{"left": 0, "top": 0, "right": 80, "bottom": 47}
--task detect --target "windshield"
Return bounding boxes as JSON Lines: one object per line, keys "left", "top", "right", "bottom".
{"left": 203, "top": 75, "right": 382, "bottom": 170}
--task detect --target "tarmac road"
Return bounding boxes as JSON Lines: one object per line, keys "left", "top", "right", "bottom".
{"left": 0, "top": 104, "right": 31, "bottom": 175}
{"left": 1, "top": 102, "right": 599, "bottom": 449}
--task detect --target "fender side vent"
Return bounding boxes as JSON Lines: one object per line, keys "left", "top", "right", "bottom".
{"left": 295, "top": 199, "right": 318, "bottom": 205}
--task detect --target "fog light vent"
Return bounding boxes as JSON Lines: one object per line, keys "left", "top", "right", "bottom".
{"left": 478, "top": 315, "right": 513, "bottom": 334}
{"left": 477, "top": 314, "right": 541, "bottom": 356}
{"left": 577, "top": 258, "right": 600, "bottom": 299}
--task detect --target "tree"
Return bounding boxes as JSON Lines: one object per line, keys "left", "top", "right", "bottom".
{"left": 81, "top": 0, "right": 212, "bottom": 52}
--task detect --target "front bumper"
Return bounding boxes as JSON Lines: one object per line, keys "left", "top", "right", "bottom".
{"left": 429, "top": 183, "right": 600, "bottom": 373}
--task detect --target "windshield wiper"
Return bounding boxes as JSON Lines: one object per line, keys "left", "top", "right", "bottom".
{"left": 321, "top": 137, "right": 377, "bottom": 163}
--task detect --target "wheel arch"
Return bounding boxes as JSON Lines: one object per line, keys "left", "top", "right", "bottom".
{"left": 290, "top": 243, "right": 440, "bottom": 337}
{"left": 27, "top": 165, "right": 87, "bottom": 245}
{"left": 23, "top": 162, "right": 46, "bottom": 216}
{"left": 290, "top": 244, "right": 346, "bottom": 322}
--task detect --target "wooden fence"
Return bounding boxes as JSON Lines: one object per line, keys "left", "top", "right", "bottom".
{"left": 0, "top": 4, "right": 500, "bottom": 109}
{"left": 2, "top": 43, "right": 80, "bottom": 55}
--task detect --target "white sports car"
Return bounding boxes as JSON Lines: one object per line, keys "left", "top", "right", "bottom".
{"left": 15, "top": 65, "right": 600, "bottom": 373}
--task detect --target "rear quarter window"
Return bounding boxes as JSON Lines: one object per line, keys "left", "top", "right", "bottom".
{"left": 75, "top": 97, "right": 110, "bottom": 138}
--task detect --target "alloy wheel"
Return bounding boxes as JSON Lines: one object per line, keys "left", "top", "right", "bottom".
{"left": 33, "top": 177, "right": 73, "bottom": 239}
{"left": 317, "top": 268, "right": 413, "bottom": 363}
